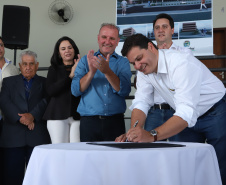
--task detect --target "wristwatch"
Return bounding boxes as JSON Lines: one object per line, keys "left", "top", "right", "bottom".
{"left": 150, "top": 129, "right": 157, "bottom": 142}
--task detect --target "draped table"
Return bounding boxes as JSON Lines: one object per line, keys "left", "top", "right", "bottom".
{"left": 23, "top": 142, "right": 222, "bottom": 185}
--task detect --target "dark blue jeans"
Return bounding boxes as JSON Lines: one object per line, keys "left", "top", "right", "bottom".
{"left": 145, "top": 95, "right": 226, "bottom": 185}
{"left": 145, "top": 108, "right": 174, "bottom": 141}
{"left": 145, "top": 108, "right": 203, "bottom": 142}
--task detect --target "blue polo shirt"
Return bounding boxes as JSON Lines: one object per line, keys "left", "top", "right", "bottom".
{"left": 71, "top": 50, "right": 132, "bottom": 116}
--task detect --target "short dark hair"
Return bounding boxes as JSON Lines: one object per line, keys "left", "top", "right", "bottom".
{"left": 121, "top": 34, "right": 158, "bottom": 57}
{"left": 153, "top": 13, "right": 174, "bottom": 29}
{"left": 51, "top": 36, "right": 79, "bottom": 68}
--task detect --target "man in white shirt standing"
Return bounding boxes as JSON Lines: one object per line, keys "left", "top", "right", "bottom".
{"left": 116, "top": 33, "right": 226, "bottom": 184}
{"left": 121, "top": 0, "right": 127, "bottom": 16}
{"left": 145, "top": 13, "right": 199, "bottom": 141}
{"left": 0, "top": 37, "right": 19, "bottom": 123}
{"left": 0, "top": 36, "right": 19, "bottom": 185}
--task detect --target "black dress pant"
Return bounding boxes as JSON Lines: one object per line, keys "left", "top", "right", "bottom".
{"left": 0, "top": 147, "right": 3, "bottom": 185}
{"left": 80, "top": 114, "right": 125, "bottom": 142}
{"left": 0, "top": 119, "right": 3, "bottom": 185}
{"left": 3, "top": 146, "right": 33, "bottom": 185}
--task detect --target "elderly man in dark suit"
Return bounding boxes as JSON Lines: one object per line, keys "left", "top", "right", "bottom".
{"left": 0, "top": 50, "right": 50, "bottom": 185}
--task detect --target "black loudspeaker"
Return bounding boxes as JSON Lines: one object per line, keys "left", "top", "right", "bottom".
{"left": 2, "top": 5, "right": 30, "bottom": 50}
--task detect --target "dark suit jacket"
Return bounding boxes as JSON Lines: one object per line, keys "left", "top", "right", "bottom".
{"left": 0, "top": 74, "right": 50, "bottom": 147}
{"left": 43, "top": 65, "right": 80, "bottom": 120}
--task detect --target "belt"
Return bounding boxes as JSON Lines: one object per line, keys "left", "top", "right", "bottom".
{"left": 153, "top": 103, "right": 173, "bottom": 110}
{"left": 85, "top": 114, "right": 124, "bottom": 120}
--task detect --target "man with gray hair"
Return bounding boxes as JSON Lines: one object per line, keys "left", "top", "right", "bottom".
{"left": 72, "top": 23, "right": 132, "bottom": 142}
{"left": 0, "top": 50, "right": 50, "bottom": 185}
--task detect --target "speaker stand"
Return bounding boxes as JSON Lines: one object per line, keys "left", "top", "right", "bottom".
{"left": 14, "top": 49, "right": 17, "bottom": 66}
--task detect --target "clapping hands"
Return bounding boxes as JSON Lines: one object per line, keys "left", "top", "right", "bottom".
{"left": 69, "top": 54, "right": 81, "bottom": 78}
{"left": 87, "top": 50, "right": 110, "bottom": 75}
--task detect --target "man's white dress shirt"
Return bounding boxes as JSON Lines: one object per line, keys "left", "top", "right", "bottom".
{"left": 130, "top": 49, "right": 225, "bottom": 127}
{"left": 0, "top": 58, "right": 19, "bottom": 120}
{"left": 154, "top": 42, "right": 193, "bottom": 104}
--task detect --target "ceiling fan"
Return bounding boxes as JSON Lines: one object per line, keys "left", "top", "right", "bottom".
{"left": 48, "top": 0, "right": 74, "bottom": 25}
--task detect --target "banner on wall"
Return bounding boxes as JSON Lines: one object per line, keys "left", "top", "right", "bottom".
{"left": 116, "top": 0, "right": 213, "bottom": 56}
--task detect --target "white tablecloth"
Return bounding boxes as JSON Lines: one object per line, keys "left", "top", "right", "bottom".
{"left": 23, "top": 142, "right": 222, "bottom": 185}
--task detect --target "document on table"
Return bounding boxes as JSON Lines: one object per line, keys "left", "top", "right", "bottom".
{"left": 87, "top": 142, "right": 186, "bottom": 149}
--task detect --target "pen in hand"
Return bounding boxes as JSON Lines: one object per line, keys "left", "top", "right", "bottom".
{"left": 125, "top": 120, "right": 139, "bottom": 142}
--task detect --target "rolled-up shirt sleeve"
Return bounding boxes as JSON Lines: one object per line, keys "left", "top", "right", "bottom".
{"left": 129, "top": 71, "right": 154, "bottom": 116}
{"left": 170, "top": 54, "right": 202, "bottom": 127}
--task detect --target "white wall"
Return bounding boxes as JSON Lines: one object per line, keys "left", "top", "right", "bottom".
{"left": 213, "top": 0, "right": 226, "bottom": 28}
{"left": 0, "top": 0, "right": 117, "bottom": 76}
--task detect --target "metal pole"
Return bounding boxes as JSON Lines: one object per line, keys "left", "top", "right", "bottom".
{"left": 14, "top": 49, "right": 17, "bottom": 66}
